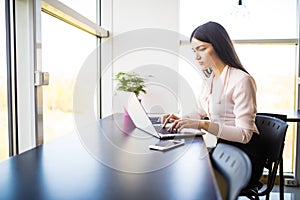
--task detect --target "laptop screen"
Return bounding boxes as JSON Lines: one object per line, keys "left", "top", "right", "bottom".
{"left": 116, "top": 91, "right": 159, "bottom": 137}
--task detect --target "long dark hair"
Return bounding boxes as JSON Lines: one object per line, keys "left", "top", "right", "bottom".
{"left": 190, "top": 21, "right": 248, "bottom": 74}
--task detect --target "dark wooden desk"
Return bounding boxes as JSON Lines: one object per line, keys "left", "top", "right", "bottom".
{"left": 0, "top": 114, "right": 221, "bottom": 200}
{"left": 285, "top": 110, "right": 300, "bottom": 122}
{"left": 259, "top": 110, "right": 300, "bottom": 122}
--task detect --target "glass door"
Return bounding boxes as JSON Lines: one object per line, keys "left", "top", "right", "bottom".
{"left": 41, "top": 13, "right": 98, "bottom": 142}
{"left": 40, "top": 0, "right": 106, "bottom": 143}
{"left": 3, "top": 0, "right": 107, "bottom": 155}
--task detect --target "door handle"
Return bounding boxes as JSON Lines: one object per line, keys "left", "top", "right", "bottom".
{"left": 34, "top": 71, "right": 49, "bottom": 86}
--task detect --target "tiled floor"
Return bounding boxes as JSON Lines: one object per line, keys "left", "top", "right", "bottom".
{"left": 238, "top": 185, "right": 300, "bottom": 200}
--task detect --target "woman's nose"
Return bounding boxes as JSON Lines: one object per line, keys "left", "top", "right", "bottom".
{"left": 195, "top": 52, "right": 201, "bottom": 60}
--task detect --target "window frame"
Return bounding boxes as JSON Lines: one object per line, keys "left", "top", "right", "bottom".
{"left": 5, "top": 0, "right": 108, "bottom": 155}
{"left": 296, "top": 0, "right": 300, "bottom": 184}
{"left": 5, "top": 0, "right": 18, "bottom": 156}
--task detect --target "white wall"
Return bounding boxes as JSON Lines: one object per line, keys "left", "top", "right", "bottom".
{"left": 101, "top": 0, "right": 184, "bottom": 117}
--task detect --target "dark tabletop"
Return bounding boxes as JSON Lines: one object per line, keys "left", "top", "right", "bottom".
{"left": 0, "top": 114, "right": 221, "bottom": 200}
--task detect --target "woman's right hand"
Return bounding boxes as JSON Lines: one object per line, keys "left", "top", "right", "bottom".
{"left": 158, "top": 113, "right": 180, "bottom": 128}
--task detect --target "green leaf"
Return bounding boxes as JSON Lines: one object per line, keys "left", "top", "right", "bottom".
{"left": 113, "top": 71, "right": 147, "bottom": 97}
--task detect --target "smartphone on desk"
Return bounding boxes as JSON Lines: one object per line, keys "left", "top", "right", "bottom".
{"left": 149, "top": 140, "right": 184, "bottom": 151}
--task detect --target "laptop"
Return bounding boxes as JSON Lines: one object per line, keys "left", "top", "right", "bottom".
{"left": 116, "top": 91, "right": 204, "bottom": 139}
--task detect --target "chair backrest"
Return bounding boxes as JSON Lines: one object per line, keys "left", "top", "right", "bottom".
{"left": 239, "top": 115, "right": 289, "bottom": 198}
{"left": 216, "top": 114, "right": 288, "bottom": 163}
{"left": 256, "top": 113, "right": 287, "bottom": 122}
{"left": 211, "top": 143, "right": 252, "bottom": 200}
{"left": 254, "top": 115, "right": 288, "bottom": 163}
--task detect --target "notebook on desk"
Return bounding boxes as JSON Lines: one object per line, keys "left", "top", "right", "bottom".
{"left": 116, "top": 91, "right": 204, "bottom": 139}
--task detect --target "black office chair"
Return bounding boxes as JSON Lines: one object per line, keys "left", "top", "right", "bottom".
{"left": 256, "top": 112, "right": 287, "bottom": 122}
{"left": 240, "top": 115, "right": 288, "bottom": 200}
{"left": 257, "top": 112, "right": 287, "bottom": 200}
{"left": 211, "top": 143, "right": 252, "bottom": 200}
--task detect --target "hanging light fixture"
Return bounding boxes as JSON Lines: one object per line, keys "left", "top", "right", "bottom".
{"left": 231, "top": 0, "right": 250, "bottom": 20}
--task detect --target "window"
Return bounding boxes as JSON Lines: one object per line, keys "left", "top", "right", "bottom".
{"left": 235, "top": 43, "right": 297, "bottom": 173}
{"left": 1, "top": 0, "right": 106, "bottom": 155}
{"left": 180, "top": 0, "right": 298, "bottom": 174}
{"left": 0, "top": 1, "right": 9, "bottom": 161}
{"left": 41, "top": 1, "right": 100, "bottom": 143}
{"left": 41, "top": 13, "right": 97, "bottom": 142}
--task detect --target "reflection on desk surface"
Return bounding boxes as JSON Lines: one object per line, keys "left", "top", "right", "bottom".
{"left": 0, "top": 115, "right": 222, "bottom": 200}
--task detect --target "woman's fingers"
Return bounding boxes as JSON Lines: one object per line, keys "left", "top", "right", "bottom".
{"left": 158, "top": 114, "right": 171, "bottom": 122}
{"left": 160, "top": 114, "right": 179, "bottom": 128}
{"left": 167, "top": 119, "right": 200, "bottom": 132}
{"left": 167, "top": 119, "right": 181, "bottom": 132}
{"left": 162, "top": 115, "right": 173, "bottom": 127}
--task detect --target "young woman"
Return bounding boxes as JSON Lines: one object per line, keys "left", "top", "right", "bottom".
{"left": 159, "top": 21, "right": 263, "bottom": 188}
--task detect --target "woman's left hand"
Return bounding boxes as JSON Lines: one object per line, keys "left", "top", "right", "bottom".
{"left": 167, "top": 118, "right": 201, "bottom": 132}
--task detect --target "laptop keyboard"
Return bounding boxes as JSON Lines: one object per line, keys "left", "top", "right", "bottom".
{"left": 149, "top": 116, "right": 160, "bottom": 124}
{"left": 154, "top": 126, "right": 175, "bottom": 134}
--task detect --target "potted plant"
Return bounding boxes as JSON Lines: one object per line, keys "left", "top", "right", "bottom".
{"left": 114, "top": 72, "right": 147, "bottom": 116}
{"left": 113, "top": 72, "right": 147, "bottom": 97}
